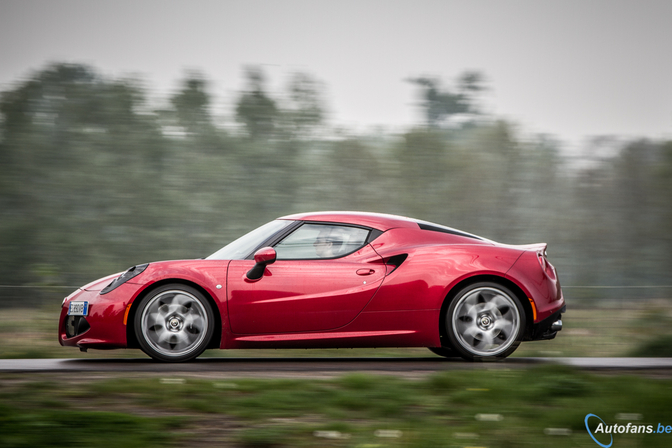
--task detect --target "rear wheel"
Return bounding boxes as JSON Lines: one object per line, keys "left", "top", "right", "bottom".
{"left": 446, "top": 282, "right": 525, "bottom": 361}
{"left": 135, "top": 284, "right": 214, "bottom": 362}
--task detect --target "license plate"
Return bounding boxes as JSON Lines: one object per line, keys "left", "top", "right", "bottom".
{"left": 68, "top": 301, "right": 89, "bottom": 316}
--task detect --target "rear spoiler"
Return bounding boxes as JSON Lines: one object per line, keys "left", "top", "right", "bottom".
{"left": 511, "top": 243, "right": 547, "bottom": 253}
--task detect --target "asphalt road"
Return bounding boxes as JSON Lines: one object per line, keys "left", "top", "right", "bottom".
{"left": 2, "top": 357, "right": 671, "bottom": 377}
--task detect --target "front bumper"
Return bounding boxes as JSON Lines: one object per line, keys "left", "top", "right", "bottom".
{"left": 59, "top": 281, "right": 143, "bottom": 350}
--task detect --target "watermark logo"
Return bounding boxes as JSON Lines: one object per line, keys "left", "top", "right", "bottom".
{"left": 585, "top": 413, "right": 672, "bottom": 446}
{"left": 585, "top": 414, "right": 613, "bottom": 448}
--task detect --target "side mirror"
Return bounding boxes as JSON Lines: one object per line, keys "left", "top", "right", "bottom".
{"left": 246, "top": 247, "right": 277, "bottom": 280}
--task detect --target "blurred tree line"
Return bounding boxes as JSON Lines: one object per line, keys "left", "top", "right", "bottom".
{"left": 1, "top": 63, "right": 670, "bottom": 306}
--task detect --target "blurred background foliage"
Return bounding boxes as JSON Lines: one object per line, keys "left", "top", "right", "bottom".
{"left": 1, "top": 62, "right": 671, "bottom": 307}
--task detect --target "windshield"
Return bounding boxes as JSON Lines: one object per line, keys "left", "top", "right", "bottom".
{"left": 206, "top": 220, "right": 293, "bottom": 260}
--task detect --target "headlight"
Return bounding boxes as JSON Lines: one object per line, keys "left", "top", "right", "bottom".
{"left": 100, "top": 263, "right": 149, "bottom": 295}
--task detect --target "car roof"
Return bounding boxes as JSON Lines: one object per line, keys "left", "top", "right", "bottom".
{"left": 280, "top": 211, "right": 491, "bottom": 242}
{"left": 280, "top": 211, "right": 433, "bottom": 232}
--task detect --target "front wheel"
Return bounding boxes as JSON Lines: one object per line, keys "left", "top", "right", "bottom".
{"left": 135, "top": 284, "right": 214, "bottom": 362}
{"left": 446, "top": 283, "right": 525, "bottom": 361}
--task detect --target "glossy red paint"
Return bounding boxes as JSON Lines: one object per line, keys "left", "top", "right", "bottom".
{"left": 58, "top": 211, "right": 565, "bottom": 360}
{"left": 365, "top": 228, "right": 518, "bottom": 311}
{"left": 59, "top": 278, "right": 140, "bottom": 349}
{"left": 253, "top": 247, "right": 277, "bottom": 264}
{"left": 59, "top": 260, "right": 230, "bottom": 350}
{"left": 228, "top": 309, "right": 440, "bottom": 349}
{"left": 227, "top": 244, "right": 385, "bottom": 334}
{"left": 505, "top": 247, "right": 563, "bottom": 322}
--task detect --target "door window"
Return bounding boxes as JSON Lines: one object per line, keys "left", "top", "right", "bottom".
{"left": 274, "top": 224, "right": 370, "bottom": 260}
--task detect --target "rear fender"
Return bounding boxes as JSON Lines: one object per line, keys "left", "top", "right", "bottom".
{"left": 365, "top": 243, "right": 524, "bottom": 312}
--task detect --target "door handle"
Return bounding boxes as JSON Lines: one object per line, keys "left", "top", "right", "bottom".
{"left": 356, "top": 269, "right": 375, "bottom": 276}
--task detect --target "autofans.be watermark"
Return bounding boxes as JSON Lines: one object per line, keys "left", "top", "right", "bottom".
{"left": 585, "top": 413, "right": 672, "bottom": 447}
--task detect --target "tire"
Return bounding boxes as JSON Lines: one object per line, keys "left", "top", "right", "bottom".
{"left": 446, "top": 282, "right": 525, "bottom": 361}
{"left": 134, "top": 284, "right": 215, "bottom": 362}
{"left": 428, "top": 347, "right": 456, "bottom": 358}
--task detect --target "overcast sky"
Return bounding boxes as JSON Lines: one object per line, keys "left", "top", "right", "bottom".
{"left": 1, "top": 0, "right": 671, "bottom": 145}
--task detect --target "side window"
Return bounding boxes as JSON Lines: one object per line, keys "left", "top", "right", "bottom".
{"left": 274, "top": 224, "right": 370, "bottom": 260}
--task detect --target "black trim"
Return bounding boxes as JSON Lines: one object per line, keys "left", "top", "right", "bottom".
{"left": 101, "top": 263, "right": 149, "bottom": 295}
{"left": 246, "top": 263, "right": 267, "bottom": 280}
{"left": 65, "top": 315, "right": 90, "bottom": 338}
{"left": 384, "top": 253, "right": 408, "bottom": 274}
{"left": 367, "top": 229, "right": 383, "bottom": 243}
{"left": 417, "top": 222, "right": 483, "bottom": 240}
{"left": 526, "top": 309, "right": 564, "bottom": 341}
{"left": 301, "top": 220, "right": 375, "bottom": 233}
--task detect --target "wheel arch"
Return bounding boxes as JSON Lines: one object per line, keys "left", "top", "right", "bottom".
{"left": 438, "top": 274, "right": 533, "bottom": 347}
{"left": 126, "top": 279, "right": 223, "bottom": 350}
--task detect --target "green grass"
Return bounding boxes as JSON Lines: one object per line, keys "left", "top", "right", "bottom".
{"left": 2, "top": 367, "right": 672, "bottom": 447}
{"left": 0, "top": 405, "right": 182, "bottom": 448}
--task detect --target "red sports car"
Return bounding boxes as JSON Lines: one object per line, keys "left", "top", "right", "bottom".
{"left": 59, "top": 212, "right": 564, "bottom": 362}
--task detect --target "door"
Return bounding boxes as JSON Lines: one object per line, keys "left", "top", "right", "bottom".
{"left": 227, "top": 223, "right": 385, "bottom": 334}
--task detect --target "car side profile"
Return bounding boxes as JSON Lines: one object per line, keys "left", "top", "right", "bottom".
{"left": 59, "top": 212, "right": 565, "bottom": 362}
